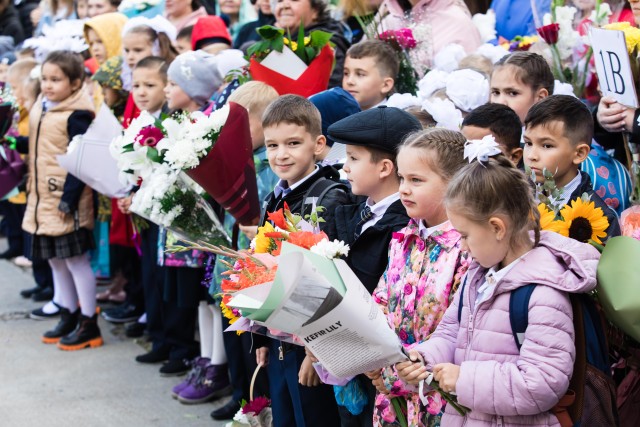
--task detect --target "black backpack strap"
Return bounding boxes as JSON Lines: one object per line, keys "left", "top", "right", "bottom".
{"left": 457, "top": 276, "right": 468, "bottom": 324}
{"left": 509, "top": 284, "right": 537, "bottom": 351}
{"left": 302, "top": 179, "right": 348, "bottom": 217}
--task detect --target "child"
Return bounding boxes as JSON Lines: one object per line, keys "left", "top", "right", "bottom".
{"left": 181, "top": 81, "right": 279, "bottom": 418}
{"left": 165, "top": 50, "right": 221, "bottom": 113}
{"left": 523, "top": 95, "right": 621, "bottom": 240}
{"left": 129, "top": 56, "right": 168, "bottom": 118}
{"left": 461, "top": 103, "right": 523, "bottom": 166}
{"left": 84, "top": 12, "right": 128, "bottom": 66}
{"left": 191, "top": 15, "right": 232, "bottom": 54}
{"left": 367, "top": 128, "right": 469, "bottom": 426}
{"left": 175, "top": 25, "right": 193, "bottom": 54}
{"left": 22, "top": 51, "right": 101, "bottom": 350}
{"left": 325, "top": 106, "right": 418, "bottom": 426}
{"left": 255, "top": 94, "right": 349, "bottom": 426}
{"left": 343, "top": 40, "right": 398, "bottom": 111}
{"left": 490, "top": 51, "right": 553, "bottom": 124}
{"left": 91, "top": 56, "right": 129, "bottom": 120}
{"left": 396, "top": 150, "right": 600, "bottom": 426}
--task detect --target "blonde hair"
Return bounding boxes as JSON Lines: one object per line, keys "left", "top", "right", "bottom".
{"left": 445, "top": 154, "right": 540, "bottom": 246}
{"left": 458, "top": 55, "right": 493, "bottom": 77}
{"left": 400, "top": 128, "right": 467, "bottom": 181}
{"left": 228, "top": 81, "right": 279, "bottom": 117}
{"left": 7, "top": 58, "right": 38, "bottom": 80}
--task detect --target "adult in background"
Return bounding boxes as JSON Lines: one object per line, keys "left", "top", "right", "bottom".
{"left": 273, "top": 0, "right": 350, "bottom": 88}
{"left": 164, "top": 0, "right": 207, "bottom": 32}
{"left": 490, "top": 0, "right": 550, "bottom": 40}
{"left": 233, "top": 0, "right": 274, "bottom": 49}
{"left": 0, "top": 0, "right": 25, "bottom": 44}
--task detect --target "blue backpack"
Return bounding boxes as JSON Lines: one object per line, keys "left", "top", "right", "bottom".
{"left": 457, "top": 279, "right": 619, "bottom": 427}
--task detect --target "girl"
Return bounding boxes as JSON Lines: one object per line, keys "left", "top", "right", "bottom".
{"left": 369, "top": 128, "right": 469, "bottom": 427}
{"left": 397, "top": 148, "right": 600, "bottom": 426}
{"left": 87, "top": 0, "right": 120, "bottom": 17}
{"left": 84, "top": 12, "right": 128, "bottom": 67}
{"left": 22, "top": 51, "right": 101, "bottom": 350}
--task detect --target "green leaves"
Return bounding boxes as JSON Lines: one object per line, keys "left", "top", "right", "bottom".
{"left": 146, "top": 146, "right": 163, "bottom": 163}
{"left": 248, "top": 24, "right": 333, "bottom": 65}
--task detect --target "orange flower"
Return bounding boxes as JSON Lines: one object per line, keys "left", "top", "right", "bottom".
{"left": 267, "top": 208, "right": 288, "bottom": 229}
{"left": 287, "top": 231, "right": 328, "bottom": 249}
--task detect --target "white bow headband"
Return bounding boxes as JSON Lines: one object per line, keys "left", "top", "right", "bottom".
{"left": 464, "top": 135, "right": 502, "bottom": 165}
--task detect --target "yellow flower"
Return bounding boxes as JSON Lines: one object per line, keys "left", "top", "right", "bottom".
{"left": 283, "top": 38, "right": 298, "bottom": 51}
{"left": 221, "top": 301, "right": 243, "bottom": 335}
{"left": 556, "top": 198, "right": 609, "bottom": 244}
{"left": 519, "top": 35, "right": 538, "bottom": 47}
{"left": 254, "top": 222, "right": 276, "bottom": 253}
{"left": 537, "top": 203, "right": 563, "bottom": 233}
{"left": 304, "top": 36, "right": 311, "bottom": 45}
{"left": 604, "top": 22, "right": 640, "bottom": 54}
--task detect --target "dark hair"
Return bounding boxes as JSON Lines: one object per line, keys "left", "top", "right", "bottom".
{"left": 309, "top": 0, "right": 330, "bottom": 23}
{"left": 524, "top": 95, "right": 593, "bottom": 146}
{"left": 400, "top": 128, "right": 467, "bottom": 181}
{"left": 347, "top": 40, "right": 399, "bottom": 80}
{"left": 109, "top": 0, "right": 122, "bottom": 6}
{"left": 134, "top": 56, "right": 169, "bottom": 82}
{"left": 404, "top": 106, "right": 436, "bottom": 128}
{"left": 462, "top": 103, "right": 522, "bottom": 150}
{"left": 126, "top": 25, "right": 178, "bottom": 64}
{"left": 446, "top": 154, "right": 540, "bottom": 246}
{"left": 177, "top": 25, "right": 194, "bottom": 40}
{"left": 43, "top": 50, "right": 85, "bottom": 85}
{"left": 262, "top": 94, "right": 322, "bottom": 137}
{"left": 494, "top": 52, "right": 554, "bottom": 94}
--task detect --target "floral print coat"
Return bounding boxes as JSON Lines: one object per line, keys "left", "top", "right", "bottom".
{"left": 372, "top": 219, "right": 468, "bottom": 427}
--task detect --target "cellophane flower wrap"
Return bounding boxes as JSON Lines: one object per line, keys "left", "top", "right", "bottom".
{"left": 129, "top": 164, "right": 230, "bottom": 246}
{"left": 159, "top": 102, "right": 260, "bottom": 225}
{"left": 247, "top": 24, "right": 335, "bottom": 97}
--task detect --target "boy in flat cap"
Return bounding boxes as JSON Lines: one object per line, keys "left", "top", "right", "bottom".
{"left": 322, "top": 106, "right": 420, "bottom": 427}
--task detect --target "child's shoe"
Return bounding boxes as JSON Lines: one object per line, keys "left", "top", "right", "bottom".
{"left": 171, "top": 357, "right": 210, "bottom": 399}
{"left": 42, "top": 308, "right": 79, "bottom": 344}
{"left": 57, "top": 313, "right": 103, "bottom": 351}
{"left": 178, "top": 363, "right": 232, "bottom": 404}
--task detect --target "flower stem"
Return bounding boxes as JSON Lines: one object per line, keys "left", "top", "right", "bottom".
{"left": 390, "top": 397, "right": 408, "bottom": 427}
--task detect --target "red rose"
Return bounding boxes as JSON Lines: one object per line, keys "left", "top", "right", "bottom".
{"left": 537, "top": 23, "right": 560, "bottom": 45}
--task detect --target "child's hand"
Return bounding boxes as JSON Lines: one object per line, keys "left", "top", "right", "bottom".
{"left": 433, "top": 363, "right": 460, "bottom": 393}
{"left": 371, "top": 374, "right": 390, "bottom": 395}
{"left": 304, "top": 346, "right": 319, "bottom": 363}
{"left": 597, "top": 96, "right": 634, "bottom": 133}
{"left": 364, "top": 369, "right": 381, "bottom": 380}
{"left": 57, "top": 210, "right": 67, "bottom": 220}
{"left": 117, "top": 196, "right": 133, "bottom": 214}
{"left": 298, "top": 355, "right": 321, "bottom": 387}
{"left": 256, "top": 346, "right": 269, "bottom": 367}
{"left": 239, "top": 224, "right": 258, "bottom": 240}
{"left": 396, "top": 350, "right": 428, "bottom": 385}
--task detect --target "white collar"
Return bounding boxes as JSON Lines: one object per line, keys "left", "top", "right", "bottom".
{"left": 274, "top": 165, "right": 320, "bottom": 195}
{"left": 366, "top": 193, "right": 400, "bottom": 218}
{"left": 557, "top": 171, "right": 582, "bottom": 207}
{"left": 418, "top": 220, "right": 447, "bottom": 240}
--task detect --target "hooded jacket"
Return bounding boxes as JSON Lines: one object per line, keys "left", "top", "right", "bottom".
{"left": 84, "top": 12, "right": 129, "bottom": 62}
{"left": 0, "top": 5, "right": 25, "bottom": 44}
{"left": 415, "top": 231, "right": 600, "bottom": 426}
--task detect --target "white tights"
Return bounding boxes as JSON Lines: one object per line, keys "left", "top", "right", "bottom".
{"left": 198, "top": 301, "right": 227, "bottom": 365}
{"left": 48, "top": 253, "right": 96, "bottom": 317}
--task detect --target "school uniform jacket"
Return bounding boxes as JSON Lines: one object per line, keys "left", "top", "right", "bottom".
{"left": 335, "top": 199, "right": 410, "bottom": 294}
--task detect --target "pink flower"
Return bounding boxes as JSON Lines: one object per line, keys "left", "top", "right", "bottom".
{"left": 403, "top": 283, "right": 413, "bottom": 295}
{"left": 138, "top": 125, "right": 164, "bottom": 147}
{"left": 379, "top": 28, "right": 417, "bottom": 50}
{"left": 426, "top": 393, "right": 444, "bottom": 415}
{"left": 242, "top": 396, "right": 271, "bottom": 415}
{"left": 398, "top": 329, "right": 408, "bottom": 342}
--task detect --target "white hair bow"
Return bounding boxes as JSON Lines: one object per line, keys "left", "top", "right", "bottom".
{"left": 464, "top": 135, "right": 502, "bottom": 164}
{"left": 422, "top": 98, "right": 463, "bottom": 131}
{"left": 122, "top": 16, "right": 177, "bottom": 41}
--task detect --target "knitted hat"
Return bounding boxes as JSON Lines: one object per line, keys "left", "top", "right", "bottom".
{"left": 167, "top": 50, "right": 223, "bottom": 106}
{"left": 191, "top": 16, "right": 232, "bottom": 51}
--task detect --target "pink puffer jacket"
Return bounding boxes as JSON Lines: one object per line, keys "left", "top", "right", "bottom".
{"left": 414, "top": 231, "right": 600, "bottom": 426}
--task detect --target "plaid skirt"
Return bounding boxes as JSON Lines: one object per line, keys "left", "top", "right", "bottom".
{"left": 30, "top": 228, "right": 95, "bottom": 260}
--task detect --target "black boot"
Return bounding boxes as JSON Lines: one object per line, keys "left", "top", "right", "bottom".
{"left": 57, "top": 313, "right": 103, "bottom": 351}
{"left": 42, "top": 308, "right": 79, "bottom": 344}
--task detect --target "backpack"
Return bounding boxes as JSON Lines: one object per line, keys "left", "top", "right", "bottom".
{"left": 301, "top": 178, "right": 350, "bottom": 218}
{"left": 457, "top": 280, "right": 619, "bottom": 427}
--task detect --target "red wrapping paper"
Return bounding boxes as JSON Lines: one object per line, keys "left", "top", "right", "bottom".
{"left": 185, "top": 102, "right": 260, "bottom": 225}
{"left": 249, "top": 45, "right": 334, "bottom": 98}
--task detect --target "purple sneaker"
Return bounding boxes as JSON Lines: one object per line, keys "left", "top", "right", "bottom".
{"left": 177, "top": 363, "right": 232, "bottom": 404}
{"left": 171, "top": 357, "right": 210, "bottom": 399}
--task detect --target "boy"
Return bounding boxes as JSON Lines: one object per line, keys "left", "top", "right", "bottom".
{"left": 461, "top": 103, "right": 523, "bottom": 166}
{"left": 343, "top": 40, "right": 398, "bottom": 111}
{"left": 523, "top": 95, "right": 620, "bottom": 240}
{"left": 326, "top": 106, "right": 419, "bottom": 427}
{"left": 256, "top": 94, "right": 349, "bottom": 427}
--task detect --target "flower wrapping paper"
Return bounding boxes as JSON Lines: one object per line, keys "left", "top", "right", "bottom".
{"left": 249, "top": 45, "right": 334, "bottom": 98}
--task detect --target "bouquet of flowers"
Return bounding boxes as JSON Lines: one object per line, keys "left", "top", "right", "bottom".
{"left": 129, "top": 164, "right": 230, "bottom": 246}
{"left": 0, "top": 86, "right": 25, "bottom": 200}
{"left": 498, "top": 35, "right": 539, "bottom": 52}
{"left": 158, "top": 102, "right": 260, "bottom": 225}
{"left": 378, "top": 28, "right": 419, "bottom": 95}
{"left": 232, "top": 396, "right": 272, "bottom": 427}
{"left": 535, "top": 0, "right": 610, "bottom": 97}
{"left": 246, "top": 24, "right": 335, "bottom": 97}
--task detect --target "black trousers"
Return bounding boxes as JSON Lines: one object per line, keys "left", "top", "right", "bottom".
{"left": 0, "top": 201, "right": 24, "bottom": 255}
{"left": 140, "top": 223, "right": 166, "bottom": 353}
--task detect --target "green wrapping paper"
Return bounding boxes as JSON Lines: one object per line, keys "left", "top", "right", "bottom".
{"left": 596, "top": 236, "right": 640, "bottom": 342}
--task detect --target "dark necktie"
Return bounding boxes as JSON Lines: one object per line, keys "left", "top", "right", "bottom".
{"left": 354, "top": 205, "right": 374, "bottom": 239}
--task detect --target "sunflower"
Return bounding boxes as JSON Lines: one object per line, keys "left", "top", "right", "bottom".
{"left": 537, "top": 203, "right": 563, "bottom": 233}
{"left": 556, "top": 198, "right": 609, "bottom": 244}
{"left": 254, "top": 222, "right": 278, "bottom": 253}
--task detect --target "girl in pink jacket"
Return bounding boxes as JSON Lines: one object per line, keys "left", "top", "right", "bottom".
{"left": 397, "top": 149, "right": 600, "bottom": 426}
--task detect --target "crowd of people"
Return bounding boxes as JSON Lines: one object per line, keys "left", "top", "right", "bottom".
{"left": 1, "top": 0, "right": 640, "bottom": 426}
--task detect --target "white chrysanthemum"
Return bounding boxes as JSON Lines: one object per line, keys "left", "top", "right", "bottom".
{"left": 232, "top": 407, "right": 249, "bottom": 424}
{"left": 472, "top": 10, "right": 497, "bottom": 43}
{"left": 310, "top": 239, "right": 350, "bottom": 259}
{"left": 386, "top": 93, "right": 421, "bottom": 109}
